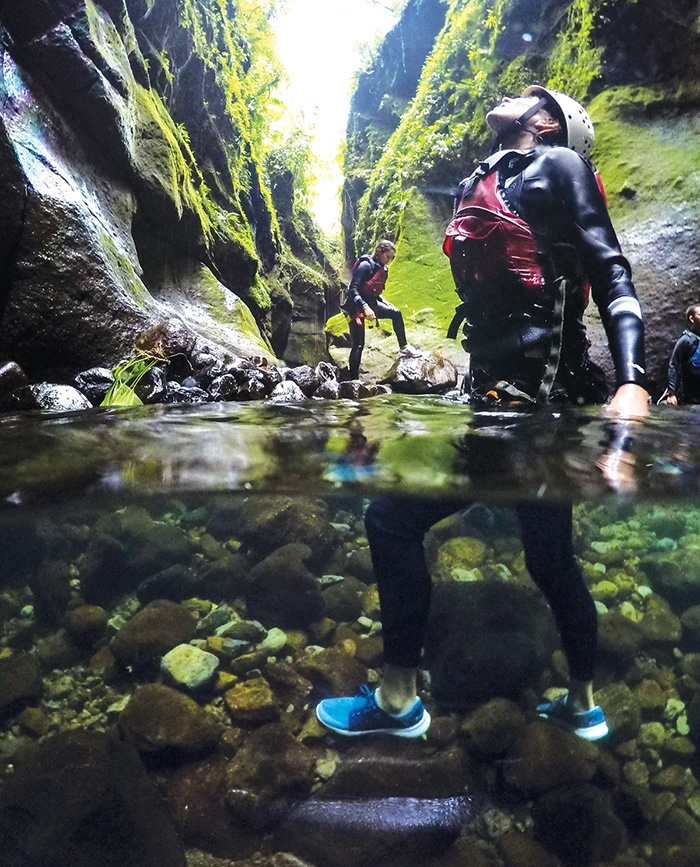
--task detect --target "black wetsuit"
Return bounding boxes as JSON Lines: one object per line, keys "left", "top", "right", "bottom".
{"left": 342, "top": 255, "right": 406, "bottom": 379}
{"left": 367, "top": 144, "right": 646, "bottom": 685}
{"left": 667, "top": 329, "right": 700, "bottom": 404}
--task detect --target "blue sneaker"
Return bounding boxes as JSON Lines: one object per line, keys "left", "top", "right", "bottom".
{"left": 536, "top": 694, "right": 609, "bottom": 741}
{"left": 316, "top": 685, "right": 431, "bottom": 737}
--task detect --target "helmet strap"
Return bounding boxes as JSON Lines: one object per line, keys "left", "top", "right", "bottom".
{"left": 494, "top": 96, "right": 550, "bottom": 150}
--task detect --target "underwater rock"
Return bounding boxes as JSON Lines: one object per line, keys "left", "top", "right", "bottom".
{"left": 460, "top": 697, "right": 527, "bottom": 758}
{"left": 344, "top": 546, "right": 375, "bottom": 584}
{"left": 119, "top": 683, "right": 220, "bottom": 760}
{"left": 637, "top": 595, "right": 682, "bottom": 645}
{"left": 434, "top": 535, "right": 488, "bottom": 579}
{"left": 0, "top": 728, "right": 187, "bottom": 866}
{"left": 110, "top": 599, "right": 197, "bottom": 671}
{"left": 71, "top": 366, "right": 115, "bottom": 405}
{"left": 27, "top": 557, "right": 72, "bottom": 624}
{"left": 161, "top": 643, "right": 220, "bottom": 691}
{"left": 223, "top": 676, "right": 278, "bottom": 725}
{"left": 320, "top": 575, "right": 365, "bottom": 622}
{"left": 503, "top": 721, "right": 599, "bottom": 795}
{"left": 245, "top": 543, "right": 326, "bottom": 629}
{"left": 0, "top": 652, "right": 42, "bottom": 720}
{"left": 136, "top": 564, "right": 201, "bottom": 603}
{"left": 596, "top": 682, "right": 642, "bottom": 744}
{"left": 680, "top": 605, "right": 700, "bottom": 645}
{"left": 164, "top": 755, "right": 260, "bottom": 859}
{"left": 533, "top": 783, "right": 627, "bottom": 866}
{"left": 224, "top": 722, "right": 316, "bottom": 830}
{"left": 497, "top": 831, "right": 561, "bottom": 867}
{"left": 320, "top": 741, "right": 470, "bottom": 800}
{"left": 597, "top": 611, "right": 645, "bottom": 670}
{"left": 63, "top": 604, "right": 109, "bottom": 647}
{"left": 423, "top": 581, "right": 557, "bottom": 708}
{"left": 295, "top": 647, "right": 367, "bottom": 697}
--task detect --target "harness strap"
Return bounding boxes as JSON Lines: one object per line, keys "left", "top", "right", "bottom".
{"left": 536, "top": 276, "right": 568, "bottom": 402}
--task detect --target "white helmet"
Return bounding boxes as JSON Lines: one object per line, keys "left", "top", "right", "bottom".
{"left": 522, "top": 85, "right": 595, "bottom": 158}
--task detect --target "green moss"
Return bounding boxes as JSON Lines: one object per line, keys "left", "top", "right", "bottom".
{"left": 546, "top": 0, "right": 603, "bottom": 98}
{"left": 325, "top": 312, "right": 349, "bottom": 339}
{"left": 98, "top": 231, "right": 152, "bottom": 309}
{"left": 589, "top": 86, "right": 700, "bottom": 226}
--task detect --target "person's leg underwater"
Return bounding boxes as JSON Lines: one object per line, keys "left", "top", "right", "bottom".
{"left": 517, "top": 502, "right": 608, "bottom": 740}
{"left": 316, "top": 495, "right": 456, "bottom": 736}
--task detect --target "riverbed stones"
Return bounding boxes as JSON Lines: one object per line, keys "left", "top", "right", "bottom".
{"left": 223, "top": 676, "right": 278, "bottom": 725}
{"left": 63, "top": 603, "right": 109, "bottom": 646}
{"left": 119, "top": 683, "right": 220, "bottom": 759}
{"left": 460, "top": 697, "right": 527, "bottom": 757}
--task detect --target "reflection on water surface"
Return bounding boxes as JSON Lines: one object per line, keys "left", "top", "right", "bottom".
{"left": 1, "top": 395, "right": 700, "bottom": 866}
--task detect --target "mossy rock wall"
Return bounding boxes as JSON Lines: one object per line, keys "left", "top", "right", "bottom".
{"left": 0, "top": 0, "right": 336, "bottom": 380}
{"left": 348, "top": 0, "right": 700, "bottom": 396}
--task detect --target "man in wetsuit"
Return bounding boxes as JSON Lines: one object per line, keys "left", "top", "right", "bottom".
{"left": 317, "top": 87, "right": 648, "bottom": 741}
{"left": 666, "top": 304, "right": 700, "bottom": 405}
{"left": 342, "top": 239, "right": 420, "bottom": 379}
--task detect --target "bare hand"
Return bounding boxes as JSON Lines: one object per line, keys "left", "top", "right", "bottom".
{"left": 666, "top": 394, "right": 678, "bottom": 406}
{"left": 604, "top": 383, "right": 649, "bottom": 420}
{"left": 363, "top": 305, "right": 376, "bottom": 322}
{"left": 596, "top": 448, "right": 638, "bottom": 494}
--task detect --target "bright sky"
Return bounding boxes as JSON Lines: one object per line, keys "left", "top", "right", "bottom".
{"left": 270, "top": 0, "right": 401, "bottom": 234}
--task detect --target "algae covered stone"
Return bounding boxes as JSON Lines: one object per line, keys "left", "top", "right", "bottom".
{"left": 160, "top": 643, "right": 219, "bottom": 691}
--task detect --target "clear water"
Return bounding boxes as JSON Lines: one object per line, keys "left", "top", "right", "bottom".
{"left": 1, "top": 395, "right": 700, "bottom": 867}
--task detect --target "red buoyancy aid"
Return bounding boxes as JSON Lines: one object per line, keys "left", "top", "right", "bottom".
{"left": 443, "top": 170, "right": 545, "bottom": 292}
{"left": 353, "top": 255, "right": 388, "bottom": 298}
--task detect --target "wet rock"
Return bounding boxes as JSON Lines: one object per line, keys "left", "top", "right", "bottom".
{"left": 338, "top": 379, "right": 374, "bottom": 399}
{"left": 71, "top": 366, "right": 115, "bottom": 405}
{"left": 0, "top": 360, "right": 29, "bottom": 400}
{"left": 207, "top": 495, "right": 336, "bottom": 567}
{"left": 295, "top": 647, "right": 367, "bottom": 696}
{"left": 597, "top": 611, "right": 645, "bottom": 669}
{"left": 161, "top": 643, "right": 220, "bottom": 691}
{"left": 135, "top": 318, "right": 197, "bottom": 360}
{"left": 321, "top": 741, "right": 470, "bottom": 799}
{"left": 27, "top": 558, "right": 72, "bottom": 623}
{"left": 244, "top": 544, "right": 326, "bottom": 629}
{"left": 28, "top": 383, "right": 93, "bottom": 411}
{"left": 237, "top": 370, "right": 270, "bottom": 400}
{"left": 345, "top": 546, "right": 375, "bottom": 583}
{"left": 497, "top": 831, "right": 561, "bottom": 867}
{"left": 270, "top": 380, "right": 306, "bottom": 402}
{"left": 197, "top": 552, "right": 252, "bottom": 600}
{"left": 119, "top": 683, "right": 220, "bottom": 759}
{"left": 223, "top": 676, "right": 278, "bottom": 725}
{"left": 63, "top": 604, "right": 109, "bottom": 646}
{"left": 503, "top": 720, "right": 599, "bottom": 795}
{"left": 34, "top": 629, "right": 82, "bottom": 669}
{"left": 209, "top": 373, "right": 239, "bottom": 401}
{"left": 164, "top": 755, "right": 260, "bottom": 858}
{"left": 0, "top": 729, "right": 186, "bottom": 866}
{"left": 285, "top": 365, "right": 321, "bottom": 396}
{"left": 596, "top": 682, "right": 642, "bottom": 744}
{"left": 424, "top": 581, "right": 558, "bottom": 708}
{"left": 166, "top": 381, "right": 210, "bottom": 403}
{"left": 276, "top": 792, "right": 471, "bottom": 867}
{"left": 314, "top": 378, "right": 340, "bottom": 399}
{"left": 0, "top": 652, "right": 42, "bottom": 720}
{"left": 382, "top": 353, "right": 458, "bottom": 394}
{"left": 136, "top": 564, "right": 201, "bottom": 603}
{"left": 638, "top": 595, "right": 682, "bottom": 644}
{"left": 533, "top": 784, "right": 626, "bottom": 866}
{"left": 460, "top": 698, "right": 527, "bottom": 757}
{"left": 224, "top": 722, "right": 316, "bottom": 829}
{"left": 681, "top": 605, "right": 700, "bottom": 644}
{"left": 320, "top": 575, "right": 365, "bottom": 621}
{"left": 134, "top": 365, "right": 168, "bottom": 403}
{"left": 110, "top": 599, "right": 197, "bottom": 671}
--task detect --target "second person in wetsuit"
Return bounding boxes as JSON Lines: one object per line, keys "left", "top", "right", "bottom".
{"left": 342, "top": 240, "right": 420, "bottom": 379}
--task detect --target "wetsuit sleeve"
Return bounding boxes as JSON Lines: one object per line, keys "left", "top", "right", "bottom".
{"left": 346, "top": 260, "right": 373, "bottom": 311}
{"left": 667, "top": 334, "right": 691, "bottom": 396}
{"left": 547, "top": 149, "right": 646, "bottom": 389}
